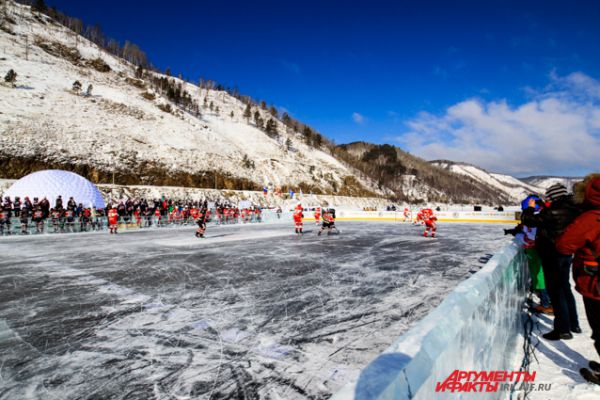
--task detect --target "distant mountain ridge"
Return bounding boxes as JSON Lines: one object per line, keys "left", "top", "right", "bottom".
{"left": 520, "top": 176, "right": 582, "bottom": 191}
{"left": 336, "top": 142, "right": 513, "bottom": 204}
{"left": 431, "top": 160, "right": 583, "bottom": 201}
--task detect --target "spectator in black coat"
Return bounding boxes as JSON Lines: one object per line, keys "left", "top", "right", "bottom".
{"left": 522, "top": 183, "right": 582, "bottom": 340}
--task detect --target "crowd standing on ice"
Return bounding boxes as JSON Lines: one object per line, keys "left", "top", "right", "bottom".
{"left": 0, "top": 194, "right": 264, "bottom": 235}
{"left": 506, "top": 174, "right": 600, "bottom": 385}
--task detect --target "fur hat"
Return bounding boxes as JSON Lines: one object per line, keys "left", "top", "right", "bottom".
{"left": 574, "top": 173, "right": 600, "bottom": 205}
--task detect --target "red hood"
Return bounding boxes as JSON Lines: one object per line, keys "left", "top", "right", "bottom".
{"left": 586, "top": 177, "right": 600, "bottom": 207}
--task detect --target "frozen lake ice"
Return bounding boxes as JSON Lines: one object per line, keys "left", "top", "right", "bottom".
{"left": 0, "top": 221, "right": 511, "bottom": 399}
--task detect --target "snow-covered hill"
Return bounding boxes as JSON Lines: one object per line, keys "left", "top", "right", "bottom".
{"left": 0, "top": 1, "right": 385, "bottom": 197}
{"left": 431, "top": 160, "right": 544, "bottom": 202}
{"left": 520, "top": 176, "right": 582, "bottom": 191}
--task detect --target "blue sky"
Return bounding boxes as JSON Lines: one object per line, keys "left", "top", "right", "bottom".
{"left": 49, "top": 0, "right": 600, "bottom": 176}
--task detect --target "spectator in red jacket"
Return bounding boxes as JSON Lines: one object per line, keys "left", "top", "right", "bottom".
{"left": 556, "top": 173, "right": 600, "bottom": 384}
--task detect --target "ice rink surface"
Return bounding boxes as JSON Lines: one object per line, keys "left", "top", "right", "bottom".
{"left": 0, "top": 222, "right": 511, "bottom": 399}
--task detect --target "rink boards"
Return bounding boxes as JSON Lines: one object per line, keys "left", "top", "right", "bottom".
{"left": 304, "top": 210, "right": 519, "bottom": 224}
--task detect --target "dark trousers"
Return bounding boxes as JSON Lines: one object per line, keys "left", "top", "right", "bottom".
{"left": 539, "top": 246, "right": 579, "bottom": 333}
{"left": 584, "top": 297, "right": 600, "bottom": 358}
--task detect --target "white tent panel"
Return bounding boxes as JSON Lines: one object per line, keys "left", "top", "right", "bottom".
{"left": 3, "top": 170, "right": 106, "bottom": 208}
{"left": 238, "top": 200, "right": 252, "bottom": 209}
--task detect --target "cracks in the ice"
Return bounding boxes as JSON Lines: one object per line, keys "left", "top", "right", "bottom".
{"left": 403, "top": 368, "right": 414, "bottom": 399}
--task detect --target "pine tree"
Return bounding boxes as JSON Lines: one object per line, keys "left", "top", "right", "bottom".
{"left": 165, "top": 67, "right": 171, "bottom": 76}
{"left": 313, "top": 133, "right": 323, "bottom": 147}
{"left": 302, "top": 126, "right": 313, "bottom": 144}
{"left": 243, "top": 104, "right": 252, "bottom": 122}
{"left": 260, "top": 100, "right": 267, "bottom": 110}
{"left": 209, "top": 101, "right": 214, "bottom": 111}
{"left": 254, "top": 111, "right": 263, "bottom": 129}
{"left": 285, "top": 137, "right": 293, "bottom": 151}
{"left": 4, "top": 69, "right": 17, "bottom": 86}
{"left": 230, "top": 111, "right": 234, "bottom": 119}
{"left": 269, "top": 105, "right": 278, "bottom": 117}
{"left": 86, "top": 84, "right": 93, "bottom": 97}
{"left": 72, "top": 80, "right": 82, "bottom": 94}
{"left": 282, "top": 112, "right": 292, "bottom": 126}
{"left": 33, "top": 0, "right": 47, "bottom": 14}
{"left": 215, "top": 106, "right": 220, "bottom": 115}
{"left": 265, "top": 118, "right": 278, "bottom": 138}
{"left": 135, "top": 65, "right": 144, "bottom": 78}
{"left": 203, "top": 97, "right": 208, "bottom": 108}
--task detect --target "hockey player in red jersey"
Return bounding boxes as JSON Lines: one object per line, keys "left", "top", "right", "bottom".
{"left": 314, "top": 207, "right": 321, "bottom": 225}
{"left": 422, "top": 208, "right": 438, "bottom": 238}
{"left": 108, "top": 205, "right": 119, "bottom": 234}
{"left": 293, "top": 204, "right": 304, "bottom": 235}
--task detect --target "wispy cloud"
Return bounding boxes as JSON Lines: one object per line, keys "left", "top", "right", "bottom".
{"left": 433, "top": 66, "right": 448, "bottom": 78}
{"left": 352, "top": 112, "right": 366, "bottom": 124}
{"left": 395, "top": 71, "right": 600, "bottom": 176}
{"left": 280, "top": 60, "right": 301, "bottom": 74}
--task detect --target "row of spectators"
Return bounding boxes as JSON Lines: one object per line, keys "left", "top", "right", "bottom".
{"left": 507, "top": 173, "right": 600, "bottom": 384}
{"left": 0, "top": 195, "right": 264, "bottom": 235}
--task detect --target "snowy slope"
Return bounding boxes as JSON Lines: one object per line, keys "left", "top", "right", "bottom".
{"left": 521, "top": 176, "right": 582, "bottom": 191}
{"left": 0, "top": 1, "right": 385, "bottom": 197}
{"left": 432, "top": 160, "right": 544, "bottom": 202}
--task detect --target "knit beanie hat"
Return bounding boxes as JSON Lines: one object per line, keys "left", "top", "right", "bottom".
{"left": 545, "top": 183, "right": 568, "bottom": 201}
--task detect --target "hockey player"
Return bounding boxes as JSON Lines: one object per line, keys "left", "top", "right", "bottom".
{"left": 314, "top": 207, "right": 321, "bottom": 225}
{"left": 293, "top": 204, "right": 304, "bottom": 234}
{"left": 318, "top": 208, "right": 339, "bottom": 236}
{"left": 422, "top": 208, "right": 438, "bottom": 238}
{"left": 195, "top": 207, "right": 207, "bottom": 238}
{"left": 108, "top": 205, "right": 119, "bottom": 234}
{"left": 403, "top": 207, "right": 411, "bottom": 222}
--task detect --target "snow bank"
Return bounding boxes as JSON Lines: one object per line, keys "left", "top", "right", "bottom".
{"left": 332, "top": 241, "right": 528, "bottom": 399}
{"left": 513, "top": 284, "right": 600, "bottom": 399}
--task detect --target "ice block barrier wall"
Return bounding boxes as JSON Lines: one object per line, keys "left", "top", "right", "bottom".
{"left": 333, "top": 241, "right": 528, "bottom": 400}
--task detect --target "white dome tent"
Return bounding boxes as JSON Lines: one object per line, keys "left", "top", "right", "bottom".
{"left": 3, "top": 170, "right": 106, "bottom": 209}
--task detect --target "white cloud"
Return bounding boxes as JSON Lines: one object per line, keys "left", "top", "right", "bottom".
{"left": 396, "top": 71, "right": 600, "bottom": 176}
{"left": 352, "top": 112, "right": 365, "bottom": 124}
